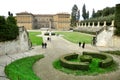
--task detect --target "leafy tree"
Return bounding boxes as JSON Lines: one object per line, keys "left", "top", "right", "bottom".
{"left": 96, "top": 10, "right": 103, "bottom": 17}
{"left": 115, "top": 4, "right": 120, "bottom": 36}
{"left": 71, "top": 4, "right": 79, "bottom": 27}
{"left": 102, "top": 7, "right": 110, "bottom": 16}
{"left": 82, "top": 4, "right": 87, "bottom": 20}
{"left": 0, "top": 16, "right": 6, "bottom": 25}
{"left": 0, "top": 12, "right": 19, "bottom": 41}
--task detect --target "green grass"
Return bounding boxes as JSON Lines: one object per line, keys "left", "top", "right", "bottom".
{"left": 55, "top": 32, "right": 93, "bottom": 44}
{"left": 53, "top": 58, "right": 118, "bottom": 76}
{"left": 5, "top": 55, "right": 44, "bottom": 80}
{"left": 29, "top": 32, "right": 43, "bottom": 46}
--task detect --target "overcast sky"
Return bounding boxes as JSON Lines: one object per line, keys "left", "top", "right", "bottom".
{"left": 0, "top": 0, "right": 120, "bottom": 18}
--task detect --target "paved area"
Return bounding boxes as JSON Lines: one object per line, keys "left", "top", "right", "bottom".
{"left": 0, "top": 45, "right": 45, "bottom": 80}
{"left": 0, "top": 31, "right": 120, "bottom": 80}
{"left": 33, "top": 32, "right": 120, "bottom": 80}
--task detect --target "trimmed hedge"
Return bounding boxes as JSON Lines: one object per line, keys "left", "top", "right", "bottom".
{"left": 80, "top": 55, "right": 92, "bottom": 63}
{"left": 44, "top": 32, "right": 56, "bottom": 36}
{"left": 44, "top": 32, "right": 49, "bottom": 36}
{"left": 83, "top": 52, "right": 113, "bottom": 68}
{"left": 60, "top": 53, "right": 89, "bottom": 70}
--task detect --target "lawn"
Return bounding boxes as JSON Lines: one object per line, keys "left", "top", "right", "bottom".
{"left": 5, "top": 55, "right": 44, "bottom": 80}
{"left": 29, "top": 32, "right": 43, "bottom": 46}
{"left": 56, "top": 31, "right": 93, "bottom": 44}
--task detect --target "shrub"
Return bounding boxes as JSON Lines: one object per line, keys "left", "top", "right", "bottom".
{"left": 44, "top": 32, "right": 49, "bottom": 35}
{"left": 80, "top": 55, "right": 92, "bottom": 63}
{"left": 51, "top": 32, "right": 55, "bottom": 35}
{"left": 99, "top": 55, "right": 113, "bottom": 68}
{"left": 114, "top": 4, "right": 120, "bottom": 36}
{"left": 83, "top": 52, "right": 106, "bottom": 59}
{"left": 60, "top": 53, "right": 89, "bottom": 70}
{"left": 83, "top": 52, "right": 113, "bottom": 68}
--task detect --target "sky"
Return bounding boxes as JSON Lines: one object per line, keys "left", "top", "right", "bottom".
{"left": 0, "top": 0, "right": 120, "bottom": 18}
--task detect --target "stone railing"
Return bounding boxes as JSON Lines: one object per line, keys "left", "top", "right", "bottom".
{"left": 77, "top": 20, "right": 114, "bottom": 28}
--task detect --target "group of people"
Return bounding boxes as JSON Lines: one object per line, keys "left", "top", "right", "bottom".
{"left": 79, "top": 42, "right": 85, "bottom": 48}
{"left": 42, "top": 42, "right": 47, "bottom": 48}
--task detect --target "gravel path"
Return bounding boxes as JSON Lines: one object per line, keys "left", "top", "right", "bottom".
{"left": 33, "top": 34, "right": 120, "bottom": 80}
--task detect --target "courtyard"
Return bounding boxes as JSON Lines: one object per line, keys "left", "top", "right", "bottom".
{"left": 0, "top": 31, "right": 120, "bottom": 80}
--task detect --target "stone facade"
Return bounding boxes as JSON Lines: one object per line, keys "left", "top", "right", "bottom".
{"left": 16, "top": 12, "right": 70, "bottom": 30}
{"left": 16, "top": 12, "right": 34, "bottom": 30}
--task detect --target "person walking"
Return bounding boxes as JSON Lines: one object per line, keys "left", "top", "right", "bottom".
{"left": 44, "top": 42, "right": 47, "bottom": 48}
{"left": 42, "top": 42, "right": 44, "bottom": 48}
{"left": 79, "top": 42, "right": 81, "bottom": 47}
{"left": 82, "top": 42, "right": 85, "bottom": 49}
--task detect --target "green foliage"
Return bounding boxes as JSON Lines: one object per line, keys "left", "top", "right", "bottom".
{"left": 0, "top": 16, "right": 6, "bottom": 25}
{"left": 53, "top": 58, "right": 118, "bottom": 75}
{"left": 5, "top": 55, "right": 44, "bottom": 80}
{"left": 0, "top": 14, "right": 19, "bottom": 42}
{"left": 115, "top": 4, "right": 120, "bottom": 36}
{"left": 59, "top": 53, "right": 89, "bottom": 70}
{"left": 55, "top": 31, "right": 93, "bottom": 44}
{"left": 92, "top": 9, "right": 96, "bottom": 18}
{"left": 83, "top": 52, "right": 113, "bottom": 68}
{"left": 86, "top": 11, "right": 89, "bottom": 19}
{"left": 82, "top": 4, "right": 87, "bottom": 20}
{"left": 71, "top": 4, "right": 79, "bottom": 27}
{"left": 91, "top": 7, "right": 115, "bottom": 18}
{"left": 80, "top": 55, "right": 92, "bottom": 63}
{"left": 29, "top": 32, "right": 43, "bottom": 46}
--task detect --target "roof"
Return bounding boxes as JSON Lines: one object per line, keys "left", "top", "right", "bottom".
{"left": 16, "top": 12, "right": 33, "bottom": 15}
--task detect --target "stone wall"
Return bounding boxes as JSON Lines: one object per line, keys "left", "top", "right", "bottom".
{"left": 0, "top": 27, "right": 31, "bottom": 56}
{"left": 96, "top": 27, "right": 114, "bottom": 47}
{"left": 108, "top": 36, "right": 120, "bottom": 48}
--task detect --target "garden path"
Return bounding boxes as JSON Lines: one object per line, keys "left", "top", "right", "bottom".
{"left": 33, "top": 31, "right": 120, "bottom": 80}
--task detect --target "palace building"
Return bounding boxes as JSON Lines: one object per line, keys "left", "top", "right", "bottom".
{"left": 16, "top": 12, "right": 70, "bottom": 30}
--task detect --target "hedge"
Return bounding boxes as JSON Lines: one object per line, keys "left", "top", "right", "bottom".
{"left": 44, "top": 32, "right": 56, "bottom": 36}
{"left": 59, "top": 53, "right": 89, "bottom": 70}
{"left": 83, "top": 52, "right": 113, "bottom": 68}
{"left": 80, "top": 55, "right": 92, "bottom": 63}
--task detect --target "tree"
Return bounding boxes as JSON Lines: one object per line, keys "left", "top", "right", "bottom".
{"left": 92, "top": 9, "right": 96, "bottom": 18}
{"left": 86, "top": 11, "right": 89, "bottom": 19}
{"left": 0, "top": 16, "right": 6, "bottom": 25}
{"left": 82, "top": 4, "right": 87, "bottom": 20}
{"left": 102, "top": 7, "right": 110, "bottom": 16}
{"left": 115, "top": 4, "right": 120, "bottom": 36}
{"left": 71, "top": 4, "right": 79, "bottom": 27}
{"left": 0, "top": 12, "right": 19, "bottom": 41}
{"left": 76, "top": 10, "right": 80, "bottom": 21}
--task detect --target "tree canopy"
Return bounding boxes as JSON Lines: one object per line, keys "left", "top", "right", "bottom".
{"left": 114, "top": 4, "right": 120, "bottom": 36}
{"left": 70, "top": 4, "right": 80, "bottom": 27}
{"left": 0, "top": 12, "right": 19, "bottom": 41}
